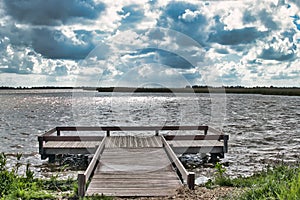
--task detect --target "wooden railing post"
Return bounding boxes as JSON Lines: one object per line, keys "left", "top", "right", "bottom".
{"left": 223, "top": 135, "right": 229, "bottom": 153}
{"left": 187, "top": 172, "right": 195, "bottom": 190}
{"left": 78, "top": 173, "right": 86, "bottom": 197}
{"left": 38, "top": 136, "right": 43, "bottom": 155}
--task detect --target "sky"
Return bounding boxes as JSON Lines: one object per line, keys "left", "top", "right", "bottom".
{"left": 0, "top": 0, "right": 300, "bottom": 87}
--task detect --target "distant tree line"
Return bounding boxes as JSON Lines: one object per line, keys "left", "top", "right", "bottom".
{"left": 0, "top": 86, "right": 74, "bottom": 90}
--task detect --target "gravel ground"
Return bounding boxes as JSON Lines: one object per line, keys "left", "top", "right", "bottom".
{"left": 115, "top": 186, "right": 244, "bottom": 200}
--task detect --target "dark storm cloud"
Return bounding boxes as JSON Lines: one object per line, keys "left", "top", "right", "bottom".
{"left": 31, "top": 28, "right": 94, "bottom": 59}
{"left": 136, "top": 48, "right": 194, "bottom": 69}
{"left": 259, "top": 47, "right": 295, "bottom": 61}
{"left": 3, "top": 0, "right": 105, "bottom": 26}
{"left": 208, "top": 27, "right": 266, "bottom": 45}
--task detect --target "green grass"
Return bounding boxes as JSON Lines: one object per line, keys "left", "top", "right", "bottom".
{"left": 0, "top": 153, "right": 77, "bottom": 200}
{"left": 0, "top": 153, "right": 114, "bottom": 200}
{"left": 211, "top": 162, "right": 300, "bottom": 200}
{"left": 2, "top": 152, "right": 299, "bottom": 200}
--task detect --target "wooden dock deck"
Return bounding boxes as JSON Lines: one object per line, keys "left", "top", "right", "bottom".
{"left": 38, "top": 126, "right": 229, "bottom": 197}
{"left": 86, "top": 146, "right": 181, "bottom": 196}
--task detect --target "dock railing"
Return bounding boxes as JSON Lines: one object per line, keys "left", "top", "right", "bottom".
{"left": 161, "top": 136, "right": 195, "bottom": 189}
{"left": 38, "top": 125, "right": 229, "bottom": 196}
{"left": 38, "top": 126, "right": 208, "bottom": 152}
{"left": 78, "top": 136, "right": 106, "bottom": 197}
{"left": 38, "top": 126, "right": 228, "bottom": 159}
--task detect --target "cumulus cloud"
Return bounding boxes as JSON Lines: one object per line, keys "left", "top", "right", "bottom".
{"left": 118, "top": 4, "right": 145, "bottom": 30}
{"left": 31, "top": 28, "right": 95, "bottom": 60}
{"left": 0, "top": 0, "right": 299, "bottom": 87}
{"left": 3, "top": 0, "right": 105, "bottom": 26}
{"left": 208, "top": 27, "right": 267, "bottom": 45}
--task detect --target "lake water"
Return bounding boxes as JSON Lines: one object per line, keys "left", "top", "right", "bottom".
{"left": 0, "top": 89, "right": 299, "bottom": 179}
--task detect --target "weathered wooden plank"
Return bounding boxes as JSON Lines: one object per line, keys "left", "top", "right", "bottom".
{"left": 104, "top": 136, "right": 162, "bottom": 148}
{"left": 164, "top": 134, "right": 229, "bottom": 141}
{"left": 38, "top": 126, "right": 229, "bottom": 197}
{"left": 56, "top": 126, "right": 209, "bottom": 132}
{"left": 86, "top": 145, "right": 181, "bottom": 197}
{"left": 84, "top": 137, "right": 106, "bottom": 180}
{"left": 171, "top": 146, "right": 224, "bottom": 154}
{"left": 89, "top": 180, "right": 181, "bottom": 186}
{"left": 78, "top": 137, "right": 106, "bottom": 197}
{"left": 168, "top": 140, "right": 224, "bottom": 147}
{"left": 161, "top": 136, "right": 195, "bottom": 190}
{"left": 44, "top": 141, "right": 101, "bottom": 148}
{"left": 44, "top": 148, "right": 96, "bottom": 155}
{"left": 161, "top": 136, "right": 189, "bottom": 178}
{"left": 43, "top": 136, "right": 104, "bottom": 142}
{"left": 86, "top": 188, "right": 177, "bottom": 197}
{"left": 92, "top": 174, "right": 179, "bottom": 179}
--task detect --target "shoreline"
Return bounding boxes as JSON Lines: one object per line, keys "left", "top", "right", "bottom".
{"left": 1, "top": 155, "right": 298, "bottom": 199}
{"left": 1, "top": 86, "right": 300, "bottom": 96}
{"left": 94, "top": 87, "right": 300, "bottom": 96}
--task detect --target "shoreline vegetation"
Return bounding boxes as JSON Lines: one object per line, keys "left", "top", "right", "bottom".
{"left": 95, "top": 86, "right": 300, "bottom": 96}
{"left": 1, "top": 86, "right": 300, "bottom": 96}
{"left": 1, "top": 153, "right": 299, "bottom": 199}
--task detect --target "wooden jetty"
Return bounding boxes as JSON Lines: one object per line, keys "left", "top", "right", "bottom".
{"left": 38, "top": 126, "right": 229, "bottom": 197}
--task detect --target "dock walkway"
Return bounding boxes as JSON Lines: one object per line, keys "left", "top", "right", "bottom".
{"left": 87, "top": 141, "right": 181, "bottom": 196}
{"left": 38, "top": 126, "right": 229, "bottom": 197}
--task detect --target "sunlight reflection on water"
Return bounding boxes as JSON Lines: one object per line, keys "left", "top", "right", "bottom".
{"left": 0, "top": 89, "right": 299, "bottom": 178}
